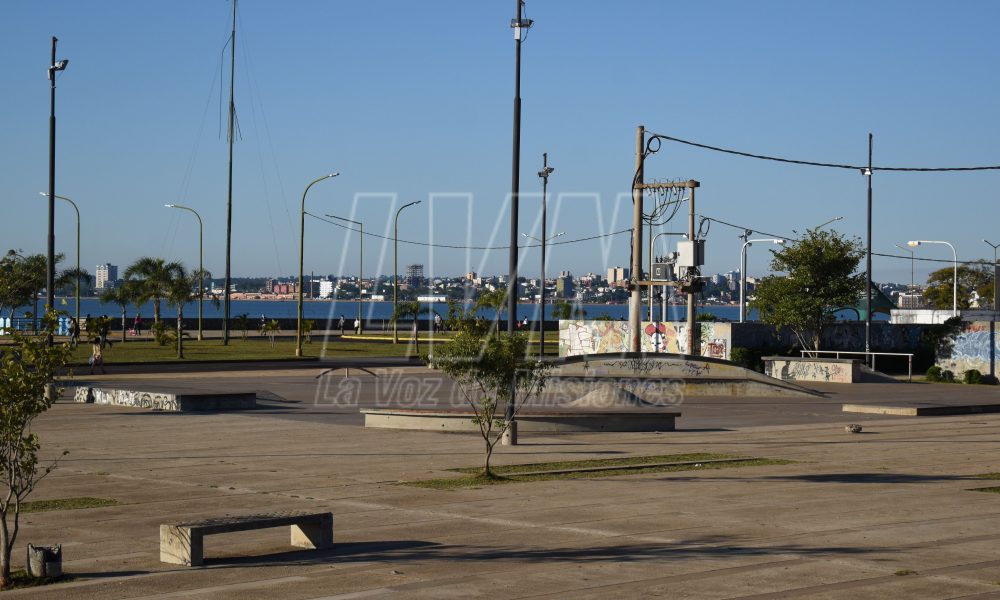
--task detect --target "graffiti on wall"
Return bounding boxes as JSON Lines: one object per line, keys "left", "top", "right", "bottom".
{"left": 938, "top": 321, "right": 997, "bottom": 376}
{"left": 559, "top": 320, "right": 728, "bottom": 359}
{"left": 89, "top": 388, "right": 181, "bottom": 411}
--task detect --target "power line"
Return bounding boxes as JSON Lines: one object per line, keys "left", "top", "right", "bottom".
{"left": 304, "top": 212, "right": 631, "bottom": 250}
{"left": 646, "top": 131, "right": 1000, "bottom": 173}
{"left": 698, "top": 213, "right": 994, "bottom": 267}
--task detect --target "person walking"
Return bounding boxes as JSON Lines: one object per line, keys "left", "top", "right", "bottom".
{"left": 338, "top": 315, "right": 345, "bottom": 335}
{"left": 89, "top": 335, "right": 106, "bottom": 374}
{"left": 99, "top": 315, "right": 113, "bottom": 349}
{"left": 133, "top": 312, "right": 143, "bottom": 336}
{"left": 260, "top": 314, "right": 267, "bottom": 337}
{"left": 354, "top": 318, "right": 361, "bottom": 335}
{"left": 69, "top": 317, "right": 80, "bottom": 348}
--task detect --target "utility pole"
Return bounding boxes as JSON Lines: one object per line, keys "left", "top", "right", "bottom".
{"left": 47, "top": 37, "right": 68, "bottom": 342}
{"left": 864, "top": 133, "right": 873, "bottom": 359}
{"left": 629, "top": 126, "right": 644, "bottom": 353}
{"left": 687, "top": 185, "right": 698, "bottom": 356}
{"left": 504, "top": 0, "right": 532, "bottom": 440}
{"left": 223, "top": 0, "right": 237, "bottom": 345}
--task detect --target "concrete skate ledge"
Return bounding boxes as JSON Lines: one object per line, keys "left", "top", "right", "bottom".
{"left": 72, "top": 386, "right": 256, "bottom": 412}
{"left": 362, "top": 408, "right": 679, "bottom": 433}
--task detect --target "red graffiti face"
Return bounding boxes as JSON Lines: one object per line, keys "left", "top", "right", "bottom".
{"left": 645, "top": 323, "right": 667, "bottom": 336}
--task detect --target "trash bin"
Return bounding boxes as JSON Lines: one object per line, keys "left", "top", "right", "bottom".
{"left": 26, "top": 544, "right": 62, "bottom": 578}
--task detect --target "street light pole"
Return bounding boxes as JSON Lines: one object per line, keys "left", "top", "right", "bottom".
{"left": 537, "top": 153, "right": 554, "bottom": 358}
{"left": 894, "top": 243, "right": 915, "bottom": 291}
{"left": 909, "top": 240, "right": 958, "bottom": 316}
{"left": 522, "top": 232, "right": 564, "bottom": 359}
{"left": 40, "top": 193, "right": 79, "bottom": 323}
{"left": 394, "top": 201, "right": 421, "bottom": 344}
{"left": 297, "top": 173, "right": 339, "bottom": 357}
{"left": 740, "top": 239, "right": 785, "bottom": 323}
{"left": 984, "top": 240, "right": 1000, "bottom": 311}
{"left": 47, "top": 37, "right": 68, "bottom": 340}
{"left": 166, "top": 204, "right": 204, "bottom": 340}
{"left": 328, "top": 215, "right": 364, "bottom": 335}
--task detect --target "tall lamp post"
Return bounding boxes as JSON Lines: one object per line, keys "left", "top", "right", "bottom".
{"left": 648, "top": 232, "right": 687, "bottom": 321}
{"left": 740, "top": 239, "right": 785, "bottom": 323}
{"left": 909, "top": 240, "right": 958, "bottom": 317}
{"left": 505, "top": 0, "right": 533, "bottom": 435}
{"left": 47, "top": 37, "right": 69, "bottom": 337}
{"left": 393, "top": 201, "right": 421, "bottom": 344}
{"left": 297, "top": 173, "right": 339, "bottom": 357}
{"left": 166, "top": 204, "right": 204, "bottom": 340}
{"left": 984, "top": 239, "right": 1000, "bottom": 311}
{"left": 522, "top": 232, "right": 564, "bottom": 358}
{"left": 328, "top": 215, "right": 364, "bottom": 336}
{"left": 39, "top": 192, "right": 79, "bottom": 322}
{"left": 536, "top": 153, "right": 554, "bottom": 358}
{"left": 894, "top": 243, "right": 916, "bottom": 291}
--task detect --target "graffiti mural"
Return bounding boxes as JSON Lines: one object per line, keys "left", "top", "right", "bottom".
{"left": 937, "top": 321, "right": 998, "bottom": 377}
{"left": 559, "top": 320, "right": 729, "bottom": 359}
{"left": 90, "top": 388, "right": 181, "bottom": 411}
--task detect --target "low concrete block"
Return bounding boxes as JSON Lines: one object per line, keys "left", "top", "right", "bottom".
{"left": 764, "top": 357, "right": 860, "bottom": 384}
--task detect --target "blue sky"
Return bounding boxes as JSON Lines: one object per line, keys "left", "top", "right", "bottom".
{"left": 2, "top": 1, "right": 998, "bottom": 284}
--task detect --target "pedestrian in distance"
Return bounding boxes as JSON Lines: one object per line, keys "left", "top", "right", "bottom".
{"left": 69, "top": 317, "right": 80, "bottom": 349}
{"left": 133, "top": 312, "right": 142, "bottom": 336}
{"left": 338, "top": 315, "right": 345, "bottom": 335}
{"left": 260, "top": 314, "right": 266, "bottom": 337}
{"left": 354, "top": 318, "right": 361, "bottom": 334}
{"left": 89, "top": 335, "right": 106, "bottom": 375}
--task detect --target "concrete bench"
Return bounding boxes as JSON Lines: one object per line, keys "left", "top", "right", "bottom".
{"left": 160, "top": 511, "right": 333, "bottom": 566}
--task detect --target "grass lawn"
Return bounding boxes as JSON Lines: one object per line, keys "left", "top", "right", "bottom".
{"left": 64, "top": 337, "right": 460, "bottom": 364}
{"left": 404, "top": 453, "right": 794, "bottom": 489}
{"left": 21, "top": 497, "right": 120, "bottom": 513}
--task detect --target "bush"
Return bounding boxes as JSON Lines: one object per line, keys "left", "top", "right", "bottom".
{"left": 963, "top": 369, "right": 984, "bottom": 385}
{"left": 941, "top": 369, "right": 955, "bottom": 383}
{"left": 925, "top": 365, "right": 942, "bottom": 382}
{"left": 151, "top": 321, "right": 171, "bottom": 346}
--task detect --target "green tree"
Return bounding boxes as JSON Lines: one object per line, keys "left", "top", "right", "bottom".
{"left": 924, "top": 262, "right": 994, "bottom": 310}
{"left": 427, "top": 329, "right": 549, "bottom": 478}
{"left": 550, "top": 300, "right": 587, "bottom": 320}
{"left": 474, "top": 289, "right": 508, "bottom": 329}
{"left": 233, "top": 314, "right": 251, "bottom": 341}
{"left": 165, "top": 267, "right": 215, "bottom": 359}
{"left": 750, "top": 228, "right": 865, "bottom": 351}
{"left": 0, "top": 311, "right": 71, "bottom": 587}
{"left": 260, "top": 319, "right": 281, "bottom": 348}
{"left": 100, "top": 281, "right": 139, "bottom": 344}
{"left": 124, "top": 257, "right": 183, "bottom": 324}
{"left": 392, "top": 301, "right": 431, "bottom": 353}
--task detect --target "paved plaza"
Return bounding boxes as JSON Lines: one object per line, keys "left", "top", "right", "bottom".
{"left": 9, "top": 366, "right": 1000, "bottom": 598}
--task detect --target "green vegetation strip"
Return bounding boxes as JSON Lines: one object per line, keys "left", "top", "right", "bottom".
{"left": 970, "top": 487, "right": 1000, "bottom": 494}
{"left": 405, "top": 453, "right": 793, "bottom": 489}
{"left": 976, "top": 473, "right": 1000, "bottom": 480}
{"left": 21, "top": 497, "right": 119, "bottom": 513}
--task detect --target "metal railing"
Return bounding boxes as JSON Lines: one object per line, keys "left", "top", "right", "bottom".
{"left": 800, "top": 350, "right": 914, "bottom": 382}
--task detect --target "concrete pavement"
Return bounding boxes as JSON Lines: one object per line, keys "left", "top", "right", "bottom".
{"left": 9, "top": 369, "right": 1000, "bottom": 598}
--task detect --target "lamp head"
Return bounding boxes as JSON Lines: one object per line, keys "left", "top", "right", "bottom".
{"left": 165, "top": 204, "right": 175, "bottom": 208}
{"left": 907, "top": 241, "right": 920, "bottom": 247}
{"left": 328, "top": 172, "right": 340, "bottom": 178}
{"left": 774, "top": 239, "right": 786, "bottom": 245}
{"left": 54, "top": 60, "right": 68, "bottom": 71}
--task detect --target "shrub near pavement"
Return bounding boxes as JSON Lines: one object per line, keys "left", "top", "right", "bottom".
{"left": 963, "top": 369, "right": 984, "bottom": 385}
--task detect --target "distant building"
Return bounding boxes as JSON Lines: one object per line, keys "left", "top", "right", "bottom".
{"left": 273, "top": 282, "right": 298, "bottom": 295}
{"left": 466, "top": 271, "right": 477, "bottom": 281}
{"left": 556, "top": 271, "right": 575, "bottom": 298}
{"left": 725, "top": 270, "right": 741, "bottom": 292}
{"left": 95, "top": 263, "right": 117, "bottom": 290}
{"left": 319, "top": 280, "right": 335, "bottom": 299}
{"left": 607, "top": 266, "right": 629, "bottom": 288}
{"left": 405, "top": 264, "right": 424, "bottom": 286}
{"left": 897, "top": 292, "right": 927, "bottom": 309}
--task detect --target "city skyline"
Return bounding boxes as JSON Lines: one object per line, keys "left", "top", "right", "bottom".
{"left": 3, "top": 1, "right": 999, "bottom": 286}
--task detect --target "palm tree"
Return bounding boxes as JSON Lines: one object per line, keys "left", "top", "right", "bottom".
{"left": 392, "top": 301, "right": 432, "bottom": 354}
{"left": 165, "top": 267, "right": 216, "bottom": 359}
{"left": 233, "top": 314, "right": 250, "bottom": 341}
{"left": 475, "top": 289, "right": 508, "bottom": 331}
{"left": 100, "top": 281, "right": 139, "bottom": 344}
{"left": 124, "top": 257, "right": 183, "bottom": 324}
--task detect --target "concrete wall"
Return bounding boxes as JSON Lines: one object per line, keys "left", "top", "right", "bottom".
{"left": 559, "top": 320, "right": 927, "bottom": 359}
{"left": 937, "top": 321, "right": 998, "bottom": 378}
{"left": 559, "top": 320, "right": 730, "bottom": 359}
{"left": 764, "top": 358, "right": 859, "bottom": 383}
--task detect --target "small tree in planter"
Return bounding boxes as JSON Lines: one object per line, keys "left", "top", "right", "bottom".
{"left": 0, "top": 311, "right": 71, "bottom": 587}
{"left": 260, "top": 320, "right": 281, "bottom": 348}
{"left": 427, "top": 329, "right": 549, "bottom": 478}
{"left": 233, "top": 314, "right": 251, "bottom": 341}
